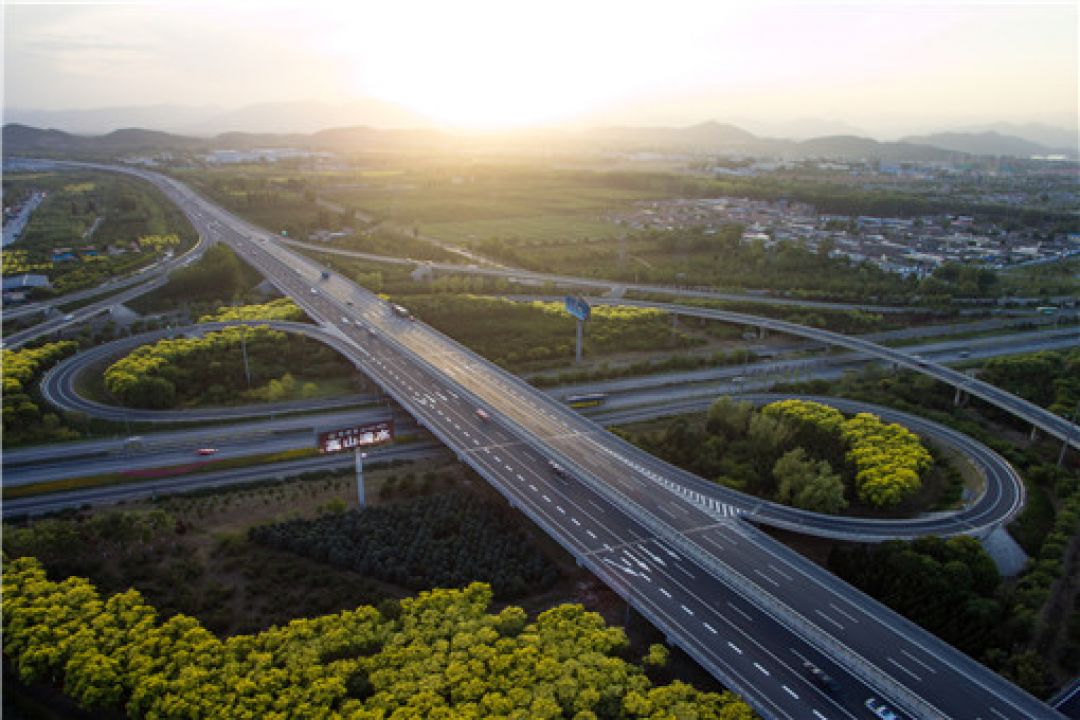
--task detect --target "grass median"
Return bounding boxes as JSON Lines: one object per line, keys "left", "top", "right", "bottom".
{"left": 4, "top": 447, "right": 323, "bottom": 501}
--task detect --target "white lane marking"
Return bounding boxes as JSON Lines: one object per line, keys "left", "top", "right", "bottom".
{"left": 988, "top": 708, "right": 1009, "bottom": 720}
{"left": 886, "top": 656, "right": 922, "bottom": 682}
{"left": 528, "top": 484, "right": 538, "bottom": 492}
{"left": 654, "top": 541, "right": 681, "bottom": 560}
{"left": 493, "top": 455, "right": 502, "bottom": 463}
{"left": 753, "top": 569, "right": 781, "bottom": 588}
{"left": 504, "top": 465, "right": 513, "bottom": 471}
{"left": 587, "top": 499, "right": 606, "bottom": 513}
{"left": 753, "top": 662, "right": 770, "bottom": 676}
{"left": 814, "top": 609, "right": 844, "bottom": 630}
{"left": 659, "top": 588, "right": 672, "bottom": 599}
{"left": 585, "top": 530, "right": 597, "bottom": 539}
{"left": 482, "top": 448, "right": 491, "bottom": 455}
{"left": 680, "top": 604, "right": 694, "bottom": 616}
{"left": 541, "top": 495, "right": 551, "bottom": 503}
{"left": 828, "top": 602, "right": 860, "bottom": 624}
{"left": 726, "top": 601, "right": 754, "bottom": 623}
{"left": 556, "top": 505, "right": 566, "bottom": 514}
{"left": 727, "top": 642, "right": 742, "bottom": 655}
{"left": 516, "top": 474, "right": 526, "bottom": 482}
{"left": 703, "top": 622, "right": 717, "bottom": 634}
{"left": 812, "top": 711, "right": 829, "bottom": 720}
{"left": 900, "top": 648, "right": 938, "bottom": 674}
{"left": 782, "top": 685, "right": 799, "bottom": 699}
{"left": 675, "top": 564, "right": 696, "bottom": 579}
{"left": 571, "top": 517, "right": 581, "bottom": 526}
{"left": 768, "top": 563, "right": 794, "bottom": 581}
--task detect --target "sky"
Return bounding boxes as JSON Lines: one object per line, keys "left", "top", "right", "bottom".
{"left": 3, "top": 0, "right": 1077, "bottom": 137}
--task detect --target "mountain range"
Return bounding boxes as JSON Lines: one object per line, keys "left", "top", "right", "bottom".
{"left": 3, "top": 119, "right": 1076, "bottom": 162}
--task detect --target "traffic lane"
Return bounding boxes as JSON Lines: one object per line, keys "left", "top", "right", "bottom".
{"left": 3, "top": 443, "right": 442, "bottom": 519}
{"left": 592, "top": 538, "right": 877, "bottom": 720}
{"left": 695, "top": 522, "right": 1053, "bottom": 720}
{"left": 177, "top": 177, "right": 1054, "bottom": 716}
{"left": 227, "top": 234, "right": 1036, "bottom": 716}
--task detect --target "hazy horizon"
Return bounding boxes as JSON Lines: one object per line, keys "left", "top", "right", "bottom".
{"left": 4, "top": 0, "right": 1078, "bottom": 140}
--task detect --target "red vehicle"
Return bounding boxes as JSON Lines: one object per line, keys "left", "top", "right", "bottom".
{"left": 196, "top": 448, "right": 217, "bottom": 456}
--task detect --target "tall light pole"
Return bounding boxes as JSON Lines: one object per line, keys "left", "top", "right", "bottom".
{"left": 355, "top": 450, "right": 368, "bottom": 508}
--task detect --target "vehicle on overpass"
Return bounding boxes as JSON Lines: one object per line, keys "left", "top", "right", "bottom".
{"left": 391, "top": 303, "right": 412, "bottom": 319}
{"left": 565, "top": 392, "right": 607, "bottom": 408}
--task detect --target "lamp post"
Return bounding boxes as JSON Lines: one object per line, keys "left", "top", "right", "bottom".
{"left": 355, "top": 450, "right": 368, "bottom": 508}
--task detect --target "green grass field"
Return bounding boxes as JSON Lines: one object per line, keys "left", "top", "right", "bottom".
{"left": 423, "top": 214, "right": 621, "bottom": 245}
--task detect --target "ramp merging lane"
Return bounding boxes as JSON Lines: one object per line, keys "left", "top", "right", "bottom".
{"left": 17, "top": 161, "right": 1065, "bottom": 720}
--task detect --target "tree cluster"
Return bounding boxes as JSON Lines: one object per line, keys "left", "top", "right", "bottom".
{"left": 979, "top": 348, "right": 1080, "bottom": 419}
{"left": 104, "top": 326, "right": 352, "bottom": 409}
{"left": 3, "top": 557, "right": 755, "bottom": 719}
{"left": 250, "top": 491, "right": 559, "bottom": 599}
{"left": 828, "top": 535, "right": 1061, "bottom": 694}
{"left": 131, "top": 244, "right": 264, "bottom": 312}
{"left": 623, "top": 397, "right": 931, "bottom": 513}
{"left": 763, "top": 399, "right": 931, "bottom": 507}
{"left": 2, "top": 340, "right": 81, "bottom": 445}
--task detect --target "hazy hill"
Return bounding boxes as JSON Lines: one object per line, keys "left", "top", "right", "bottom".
{"left": 948, "top": 122, "right": 1078, "bottom": 153}
{"left": 1, "top": 124, "right": 207, "bottom": 154}
{"left": 4, "top": 99, "right": 435, "bottom": 136}
{"left": 900, "top": 131, "right": 1067, "bottom": 158}
{"left": 6, "top": 121, "right": 1071, "bottom": 162}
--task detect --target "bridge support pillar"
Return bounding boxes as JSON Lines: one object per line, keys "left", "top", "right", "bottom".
{"left": 575, "top": 318, "right": 584, "bottom": 365}
{"left": 759, "top": 326, "right": 767, "bottom": 339}
{"left": 954, "top": 387, "right": 968, "bottom": 407}
{"left": 1030, "top": 426, "right": 1039, "bottom": 442}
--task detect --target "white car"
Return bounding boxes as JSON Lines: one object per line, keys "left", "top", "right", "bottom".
{"left": 341, "top": 317, "right": 351, "bottom": 325}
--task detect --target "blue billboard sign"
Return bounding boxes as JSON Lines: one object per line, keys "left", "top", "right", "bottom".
{"left": 564, "top": 296, "right": 591, "bottom": 322}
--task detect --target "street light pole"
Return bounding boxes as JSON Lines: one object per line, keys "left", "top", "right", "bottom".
{"left": 355, "top": 449, "right": 368, "bottom": 507}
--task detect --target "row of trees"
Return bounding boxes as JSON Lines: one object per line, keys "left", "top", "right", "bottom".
{"left": 103, "top": 325, "right": 353, "bottom": 409}
{"left": 396, "top": 295, "right": 701, "bottom": 371}
{"left": 762, "top": 399, "right": 931, "bottom": 507}
{"left": 3, "top": 558, "right": 754, "bottom": 718}
{"left": 197, "top": 298, "right": 306, "bottom": 323}
{"left": 2, "top": 340, "right": 81, "bottom": 446}
{"left": 250, "top": 491, "right": 559, "bottom": 599}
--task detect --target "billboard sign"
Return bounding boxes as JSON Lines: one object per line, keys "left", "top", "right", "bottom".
{"left": 564, "top": 295, "right": 591, "bottom": 322}
{"left": 318, "top": 420, "right": 394, "bottom": 454}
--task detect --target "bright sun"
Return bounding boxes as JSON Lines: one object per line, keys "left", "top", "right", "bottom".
{"left": 341, "top": 1, "right": 678, "bottom": 129}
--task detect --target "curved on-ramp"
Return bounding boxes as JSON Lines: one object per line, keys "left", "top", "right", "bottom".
{"left": 38, "top": 319, "right": 1026, "bottom": 541}
{"left": 39, "top": 320, "right": 376, "bottom": 423}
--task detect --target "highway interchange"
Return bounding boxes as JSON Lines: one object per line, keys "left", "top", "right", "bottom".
{"left": 6, "top": 160, "right": 1074, "bottom": 719}
{"left": 22, "top": 318, "right": 1053, "bottom": 541}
